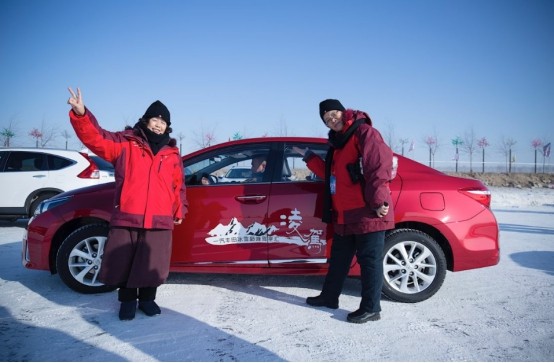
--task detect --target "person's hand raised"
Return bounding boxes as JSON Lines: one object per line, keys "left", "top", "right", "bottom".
{"left": 67, "top": 87, "right": 85, "bottom": 116}
{"left": 292, "top": 146, "right": 307, "bottom": 157}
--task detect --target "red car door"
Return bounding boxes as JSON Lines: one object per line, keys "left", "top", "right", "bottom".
{"left": 265, "top": 142, "right": 332, "bottom": 272}
{"left": 171, "top": 183, "right": 271, "bottom": 265}
{"left": 170, "top": 144, "right": 273, "bottom": 268}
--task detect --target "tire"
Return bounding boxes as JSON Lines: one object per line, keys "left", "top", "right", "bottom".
{"left": 382, "top": 229, "right": 447, "bottom": 303}
{"left": 56, "top": 224, "right": 116, "bottom": 294}
{"left": 29, "top": 192, "right": 58, "bottom": 217}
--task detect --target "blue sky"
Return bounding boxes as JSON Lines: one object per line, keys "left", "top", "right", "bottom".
{"left": 1, "top": 0, "right": 553, "bottom": 170}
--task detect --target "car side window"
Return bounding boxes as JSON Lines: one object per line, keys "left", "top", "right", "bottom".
{"left": 5, "top": 151, "right": 43, "bottom": 172}
{"left": 184, "top": 144, "right": 271, "bottom": 186}
{"left": 0, "top": 151, "right": 8, "bottom": 172}
{"left": 282, "top": 143, "right": 328, "bottom": 182}
{"left": 5, "top": 152, "right": 23, "bottom": 172}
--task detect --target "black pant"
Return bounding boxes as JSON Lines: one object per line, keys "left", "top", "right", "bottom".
{"left": 321, "top": 231, "right": 385, "bottom": 313}
{"left": 118, "top": 287, "right": 157, "bottom": 302}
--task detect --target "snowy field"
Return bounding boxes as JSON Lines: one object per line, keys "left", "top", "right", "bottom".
{"left": 1, "top": 186, "right": 553, "bottom": 361}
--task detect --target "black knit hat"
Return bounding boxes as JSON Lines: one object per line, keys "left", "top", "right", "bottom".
{"left": 143, "top": 100, "right": 171, "bottom": 125}
{"left": 319, "top": 99, "right": 345, "bottom": 121}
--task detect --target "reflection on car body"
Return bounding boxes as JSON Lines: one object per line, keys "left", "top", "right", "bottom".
{"left": 22, "top": 137, "right": 499, "bottom": 303}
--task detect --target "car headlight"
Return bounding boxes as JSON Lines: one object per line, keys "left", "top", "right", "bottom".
{"left": 34, "top": 195, "right": 73, "bottom": 216}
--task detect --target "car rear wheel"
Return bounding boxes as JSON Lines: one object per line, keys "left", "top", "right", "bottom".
{"left": 56, "top": 224, "right": 115, "bottom": 294}
{"left": 382, "top": 229, "right": 447, "bottom": 303}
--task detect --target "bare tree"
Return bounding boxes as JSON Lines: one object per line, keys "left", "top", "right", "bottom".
{"left": 40, "top": 125, "right": 59, "bottom": 147}
{"left": 398, "top": 138, "right": 409, "bottom": 156}
{"left": 204, "top": 132, "right": 215, "bottom": 147}
{"left": 29, "top": 120, "right": 60, "bottom": 148}
{"left": 498, "top": 137, "right": 517, "bottom": 173}
{"left": 424, "top": 135, "right": 439, "bottom": 168}
{"left": 29, "top": 128, "right": 43, "bottom": 148}
{"left": 477, "top": 137, "right": 490, "bottom": 173}
{"left": 461, "top": 128, "right": 477, "bottom": 173}
{"left": 177, "top": 132, "right": 185, "bottom": 155}
{"left": 61, "top": 130, "right": 72, "bottom": 150}
{"left": 192, "top": 124, "right": 217, "bottom": 149}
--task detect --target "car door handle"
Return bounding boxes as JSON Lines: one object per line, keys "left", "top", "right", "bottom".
{"left": 33, "top": 175, "right": 47, "bottom": 178}
{"left": 235, "top": 195, "right": 267, "bottom": 204}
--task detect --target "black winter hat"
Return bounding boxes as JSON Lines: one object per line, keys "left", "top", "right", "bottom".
{"left": 143, "top": 100, "right": 171, "bottom": 125}
{"left": 319, "top": 99, "right": 345, "bottom": 121}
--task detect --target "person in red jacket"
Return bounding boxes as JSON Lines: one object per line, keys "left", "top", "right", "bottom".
{"left": 294, "top": 99, "right": 394, "bottom": 324}
{"left": 67, "top": 88, "right": 188, "bottom": 321}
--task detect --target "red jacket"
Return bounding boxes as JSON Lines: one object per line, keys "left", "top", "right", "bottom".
{"left": 70, "top": 109, "right": 188, "bottom": 230}
{"left": 305, "top": 109, "right": 394, "bottom": 233}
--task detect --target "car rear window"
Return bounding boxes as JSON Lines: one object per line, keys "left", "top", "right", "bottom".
{"left": 47, "top": 154, "right": 74, "bottom": 170}
{"left": 90, "top": 155, "right": 114, "bottom": 172}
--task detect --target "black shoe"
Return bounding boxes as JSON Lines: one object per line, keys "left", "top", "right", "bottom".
{"left": 306, "top": 295, "right": 339, "bottom": 309}
{"left": 138, "top": 300, "right": 161, "bottom": 316}
{"left": 119, "top": 301, "right": 137, "bottom": 321}
{"left": 347, "top": 309, "right": 380, "bottom": 324}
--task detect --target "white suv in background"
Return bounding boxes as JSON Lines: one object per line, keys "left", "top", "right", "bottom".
{"left": 217, "top": 166, "right": 252, "bottom": 182}
{"left": 0, "top": 148, "right": 115, "bottom": 219}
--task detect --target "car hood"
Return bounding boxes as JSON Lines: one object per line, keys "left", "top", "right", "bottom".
{"left": 53, "top": 182, "right": 115, "bottom": 199}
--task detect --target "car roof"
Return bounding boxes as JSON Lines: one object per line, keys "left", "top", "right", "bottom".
{"left": 1, "top": 147, "right": 83, "bottom": 154}
{"left": 183, "top": 137, "right": 327, "bottom": 160}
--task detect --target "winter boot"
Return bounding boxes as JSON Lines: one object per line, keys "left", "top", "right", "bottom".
{"left": 119, "top": 301, "right": 137, "bottom": 320}
{"left": 306, "top": 294, "right": 339, "bottom": 309}
{"left": 138, "top": 300, "right": 161, "bottom": 316}
{"left": 118, "top": 287, "right": 138, "bottom": 321}
{"left": 138, "top": 287, "right": 161, "bottom": 316}
{"left": 346, "top": 309, "right": 381, "bottom": 324}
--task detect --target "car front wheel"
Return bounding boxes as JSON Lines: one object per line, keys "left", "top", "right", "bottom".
{"left": 382, "top": 228, "right": 447, "bottom": 303}
{"left": 56, "top": 224, "right": 115, "bottom": 294}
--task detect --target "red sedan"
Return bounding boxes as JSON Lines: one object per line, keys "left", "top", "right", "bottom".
{"left": 22, "top": 137, "right": 499, "bottom": 303}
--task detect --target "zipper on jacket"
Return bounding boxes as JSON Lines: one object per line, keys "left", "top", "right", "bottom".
{"left": 158, "top": 156, "right": 165, "bottom": 173}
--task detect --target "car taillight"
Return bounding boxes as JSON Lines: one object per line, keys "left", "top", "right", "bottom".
{"left": 77, "top": 152, "right": 100, "bottom": 179}
{"left": 459, "top": 188, "right": 491, "bottom": 208}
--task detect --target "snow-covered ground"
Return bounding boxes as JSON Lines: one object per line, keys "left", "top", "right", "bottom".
{"left": 1, "top": 187, "right": 553, "bottom": 361}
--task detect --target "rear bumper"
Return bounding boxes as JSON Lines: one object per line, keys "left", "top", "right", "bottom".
{"left": 442, "top": 208, "right": 500, "bottom": 271}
